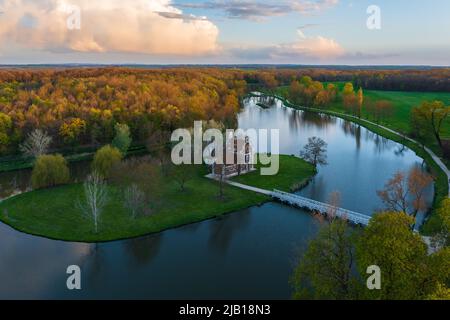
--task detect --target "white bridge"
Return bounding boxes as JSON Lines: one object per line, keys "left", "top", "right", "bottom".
{"left": 271, "top": 189, "right": 371, "bottom": 226}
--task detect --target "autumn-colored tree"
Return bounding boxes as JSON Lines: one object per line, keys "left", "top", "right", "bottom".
{"left": 367, "top": 100, "right": 394, "bottom": 124}
{"left": 313, "top": 90, "right": 330, "bottom": 108}
{"left": 342, "top": 82, "right": 354, "bottom": 96}
{"left": 0, "top": 112, "right": 12, "bottom": 154}
{"left": 326, "top": 83, "right": 338, "bottom": 102}
{"left": 408, "top": 166, "right": 434, "bottom": 220}
{"left": 289, "top": 80, "right": 303, "bottom": 104}
{"left": 377, "top": 167, "right": 433, "bottom": 228}
{"left": 31, "top": 154, "right": 70, "bottom": 189}
{"left": 59, "top": 118, "right": 86, "bottom": 145}
{"left": 357, "top": 88, "right": 364, "bottom": 118}
{"left": 92, "top": 145, "right": 123, "bottom": 178}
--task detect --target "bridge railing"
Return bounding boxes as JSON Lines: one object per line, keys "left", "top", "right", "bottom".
{"left": 271, "top": 189, "right": 371, "bottom": 226}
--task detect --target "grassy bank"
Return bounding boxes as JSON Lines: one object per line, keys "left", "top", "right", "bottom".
{"left": 0, "top": 155, "right": 314, "bottom": 242}
{"left": 256, "top": 91, "right": 448, "bottom": 235}
{"left": 232, "top": 155, "right": 316, "bottom": 192}
{"left": 0, "top": 145, "right": 148, "bottom": 172}
{"left": 274, "top": 84, "right": 450, "bottom": 160}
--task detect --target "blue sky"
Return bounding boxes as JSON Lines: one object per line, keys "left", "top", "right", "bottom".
{"left": 0, "top": 0, "right": 449, "bottom": 65}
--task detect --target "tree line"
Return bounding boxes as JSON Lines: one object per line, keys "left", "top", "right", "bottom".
{"left": 0, "top": 68, "right": 247, "bottom": 155}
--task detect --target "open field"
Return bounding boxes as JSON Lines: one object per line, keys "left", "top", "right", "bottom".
{"left": 0, "top": 155, "right": 314, "bottom": 242}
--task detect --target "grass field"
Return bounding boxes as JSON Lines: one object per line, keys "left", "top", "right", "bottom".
{"left": 0, "top": 155, "right": 314, "bottom": 242}
{"left": 274, "top": 84, "right": 450, "bottom": 164}
{"left": 232, "top": 155, "right": 316, "bottom": 192}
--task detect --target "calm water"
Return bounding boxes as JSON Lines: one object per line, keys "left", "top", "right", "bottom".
{"left": 0, "top": 97, "right": 432, "bottom": 299}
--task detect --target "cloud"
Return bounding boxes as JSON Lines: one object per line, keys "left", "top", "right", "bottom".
{"left": 229, "top": 32, "right": 345, "bottom": 61}
{"left": 155, "top": 11, "right": 208, "bottom": 21}
{"left": 0, "top": 0, "right": 219, "bottom": 55}
{"left": 297, "top": 23, "right": 320, "bottom": 38}
{"left": 176, "top": 0, "right": 339, "bottom": 21}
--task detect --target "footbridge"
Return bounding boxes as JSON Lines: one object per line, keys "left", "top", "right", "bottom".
{"left": 272, "top": 189, "right": 371, "bottom": 226}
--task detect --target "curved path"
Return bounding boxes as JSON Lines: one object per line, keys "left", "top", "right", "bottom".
{"left": 262, "top": 93, "right": 450, "bottom": 198}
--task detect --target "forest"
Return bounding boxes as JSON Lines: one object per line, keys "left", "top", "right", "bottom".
{"left": 0, "top": 67, "right": 449, "bottom": 158}
{"left": 0, "top": 68, "right": 247, "bottom": 155}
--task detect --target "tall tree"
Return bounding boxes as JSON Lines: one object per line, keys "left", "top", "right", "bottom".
{"left": 31, "top": 154, "right": 70, "bottom": 189}
{"left": 291, "top": 219, "right": 358, "bottom": 300}
{"left": 377, "top": 167, "right": 433, "bottom": 228}
{"left": 92, "top": 145, "right": 123, "bottom": 178}
{"left": 112, "top": 123, "right": 132, "bottom": 156}
{"left": 0, "top": 112, "right": 12, "bottom": 154}
{"left": 411, "top": 101, "right": 449, "bottom": 148}
{"left": 80, "top": 172, "right": 108, "bottom": 233}
{"left": 123, "top": 183, "right": 147, "bottom": 219}
{"left": 357, "top": 212, "right": 450, "bottom": 300}
{"left": 357, "top": 88, "right": 364, "bottom": 119}
{"left": 300, "top": 137, "right": 328, "bottom": 167}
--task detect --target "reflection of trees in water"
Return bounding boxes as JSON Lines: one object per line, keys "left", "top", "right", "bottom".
{"left": 300, "top": 112, "right": 335, "bottom": 130}
{"left": 394, "top": 144, "right": 409, "bottom": 157}
{"left": 83, "top": 243, "right": 106, "bottom": 288}
{"left": 124, "top": 234, "right": 163, "bottom": 266}
{"left": 285, "top": 108, "right": 336, "bottom": 132}
{"left": 368, "top": 132, "right": 395, "bottom": 154}
{"left": 341, "top": 122, "right": 362, "bottom": 150}
{"left": 341, "top": 121, "right": 362, "bottom": 150}
{"left": 208, "top": 210, "right": 252, "bottom": 254}
{"left": 301, "top": 175, "right": 327, "bottom": 202}
{"left": 255, "top": 96, "right": 276, "bottom": 106}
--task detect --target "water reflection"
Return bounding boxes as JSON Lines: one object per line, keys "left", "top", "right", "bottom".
{"left": 208, "top": 209, "right": 252, "bottom": 254}
{"left": 0, "top": 96, "right": 434, "bottom": 299}
{"left": 125, "top": 234, "right": 163, "bottom": 266}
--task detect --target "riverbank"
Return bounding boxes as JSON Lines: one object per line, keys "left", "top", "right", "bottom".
{"left": 251, "top": 92, "right": 449, "bottom": 235}
{"left": 0, "top": 144, "right": 148, "bottom": 172}
{"left": 0, "top": 155, "right": 315, "bottom": 242}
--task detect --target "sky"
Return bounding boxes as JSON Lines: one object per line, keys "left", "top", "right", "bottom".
{"left": 0, "top": 0, "right": 449, "bottom": 65}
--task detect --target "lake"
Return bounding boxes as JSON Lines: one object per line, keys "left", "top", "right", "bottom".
{"left": 0, "top": 97, "right": 432, "bottom": 299}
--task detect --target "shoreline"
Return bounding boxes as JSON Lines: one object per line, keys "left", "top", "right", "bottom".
{"left": 0, "top": 155, "right": 315, "bottom": 243}
{"left": 249, "top": 92, "right": 449, "bottom": 234}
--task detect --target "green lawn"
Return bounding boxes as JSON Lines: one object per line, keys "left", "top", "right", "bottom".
{"left": 232, "top": 155, "right": 316, "bottom": 192}
{"left": 0, "top": 155, "right": 314, "bottom": 242}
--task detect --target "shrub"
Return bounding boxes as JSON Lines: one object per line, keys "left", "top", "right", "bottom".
{"left": 112, "top": 123, "right": 132, "bottom": 156}
{"left": 31, "top": 154, "right": 70, "bottom": 189}
{"left": 92, "top": 145, "right": 123, "bottom": 178}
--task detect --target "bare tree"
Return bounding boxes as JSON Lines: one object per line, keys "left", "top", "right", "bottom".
{"left": 327, "top": 191, "right": 342, "bottom": 222}
{"left": 377, "top": 171, "right": 409, "bottom": 213}
{"left": 300, "top": 137, "right": 328, "bottom": 166}
{"left": 377, "top": 167, "right": 433, "bottom": 229}
{"left": 124, "top": 183, "right": 146, "bottom": 219}
{"left": 19, "top": 129, "right": 52, "bottom": 158}
{"left": 80, "top": 172, "right": 108, "bottom": 233}
{"left": 170, "top": 164, "right": 196, "bottom": 192}
{"left": 408, "top": 166, "right": 434, "bottom": 220}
